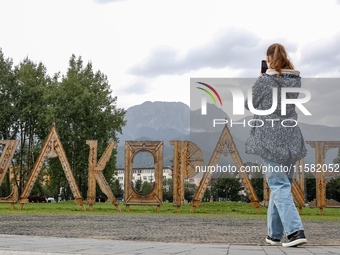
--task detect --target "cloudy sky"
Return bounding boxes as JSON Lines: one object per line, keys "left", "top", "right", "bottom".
{"left": 1, "top": 0, "right": 340, "bottom": 125}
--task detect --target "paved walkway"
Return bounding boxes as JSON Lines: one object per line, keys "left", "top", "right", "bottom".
{"left": 0, "top": 234, "right": 339, "bottom": 255}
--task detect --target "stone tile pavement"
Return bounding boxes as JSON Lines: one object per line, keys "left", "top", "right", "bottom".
{"left": 0, "top": 234, "right": 339, "bottom": 255}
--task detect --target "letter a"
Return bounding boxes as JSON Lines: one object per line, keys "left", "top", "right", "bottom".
{"left": 18, "top": 124, "right": 86, "bottom": 211}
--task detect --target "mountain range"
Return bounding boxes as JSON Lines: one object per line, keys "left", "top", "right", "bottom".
{"left": 116, "top": 101, "right": 340, "bottom": 169}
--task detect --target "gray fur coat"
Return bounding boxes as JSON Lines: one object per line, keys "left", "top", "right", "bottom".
{"left": 244, "top": 70, "right": 307, "bottom": 165}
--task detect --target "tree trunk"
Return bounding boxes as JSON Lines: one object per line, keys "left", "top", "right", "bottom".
{"left": 57, "top": 175, "right": 60, "bottom": 203}
{"left": 27, "top": 122, "right": 34, "bottom": 178}
{"left": 78, "top": 175, "right": 82, "bottom": 199}
{"left": 6, "top": 171, "right": 10, "bottom": 195}
{"left": 19, "top": 126, "right": 24, "bottom": 194}
{"left": 4, "top": 129, "right": 11, "bottom": 195}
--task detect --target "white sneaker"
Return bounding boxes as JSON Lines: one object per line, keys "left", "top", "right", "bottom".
{"left": 265, "top": 236, "right": 281, "bottom": 245}
{"left": 282, "top": 230, "right": 307, "bottom": 247}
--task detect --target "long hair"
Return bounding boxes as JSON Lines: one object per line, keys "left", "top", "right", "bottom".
{"left": 267, "top": 43, "right": 294, "bottom": 78}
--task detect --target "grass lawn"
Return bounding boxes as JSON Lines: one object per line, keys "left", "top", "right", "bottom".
{"left": 0, "top": 201, "right": 339, "bottom": 221}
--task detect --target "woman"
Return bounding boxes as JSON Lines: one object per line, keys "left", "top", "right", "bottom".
{"left": 245, "top": 43, "right": 307, "bottom": 247}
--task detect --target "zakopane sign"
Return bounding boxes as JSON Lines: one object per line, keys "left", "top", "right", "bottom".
{"left": 0, "top": 122, "right": 262, "bottom": 213}
{"left": 1, "top": 120, "right": 338, "bottom": 214}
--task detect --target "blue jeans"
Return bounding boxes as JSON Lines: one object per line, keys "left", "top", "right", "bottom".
{"left": 262, "top": 158, "right": 304, "bottom": 239}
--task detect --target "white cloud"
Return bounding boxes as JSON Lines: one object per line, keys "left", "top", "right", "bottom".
{"left": 298, "top": 32, "right": 340, "bottom": 77}
{"left": 129, "top": 28, "right": 262, "bottom": 77}
{"left": 129, "top": 28, "right": 299, "bottom": 78}
{"left": 117, "top": 81, "right": 149, "bottom": 95}
{"left": 1, "top": 0, "right": 340, "bottom": 115}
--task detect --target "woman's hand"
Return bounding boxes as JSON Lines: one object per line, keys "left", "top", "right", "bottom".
{"left": 260, "top": 72, "right": 263, "bottom": 76}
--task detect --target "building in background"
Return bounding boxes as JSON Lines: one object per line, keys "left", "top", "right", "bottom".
{"left": 115, "top": 167, "right": 200, "bottom": 189}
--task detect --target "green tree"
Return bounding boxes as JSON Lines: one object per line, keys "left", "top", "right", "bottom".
{"left": 0, "top": 48, "right": 17, "bottom": 140}
{"left": 184, "top": 182, "right": 197, "bottom": 203}
{"left": 163, "top": 178, "right": 173, "bottom": 202}
{"left": 326, "top": 150, "right": 340, "bottom": 202}
{"left": 12, "top": 57, "right": 49, "bottom": 194}
{"left": 110, "top": 179, "right": 123, "bottom": 198}
{"left": 203, "top": 188, "right": 211, "bottom": 202}
{"left": 0, "top": 49, "right": 17, "bottom": 195}
{"left": 250, "top": 169, "right": 263, "bottom": 201}
{"left": 141, "top": 181, "right": 153, "bottom": 194}
{"left": 43, "top": 55, "right": 126, "bottom": 199}
{"left": 326, "top": 177, "right": 340, "bottom": 201}
{"left": 306, "top": 172, "right": 316, "bottom": 202}
{"left": 134, "top": 179, "right": 142, "bottom": 193}
{"left": 211, "top": 174, "right": 242, "bottom": 201}
{"left": 0, "top": 52, "right": 125, "bottom": 202}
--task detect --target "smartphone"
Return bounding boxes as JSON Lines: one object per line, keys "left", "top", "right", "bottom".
{"left": 261, "top": 60, "right": 268, "bottom": 74}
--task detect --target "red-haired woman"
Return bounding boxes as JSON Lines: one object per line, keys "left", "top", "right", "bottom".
{"left": 245, "top": 43, "right": 307, "bottom": 247}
